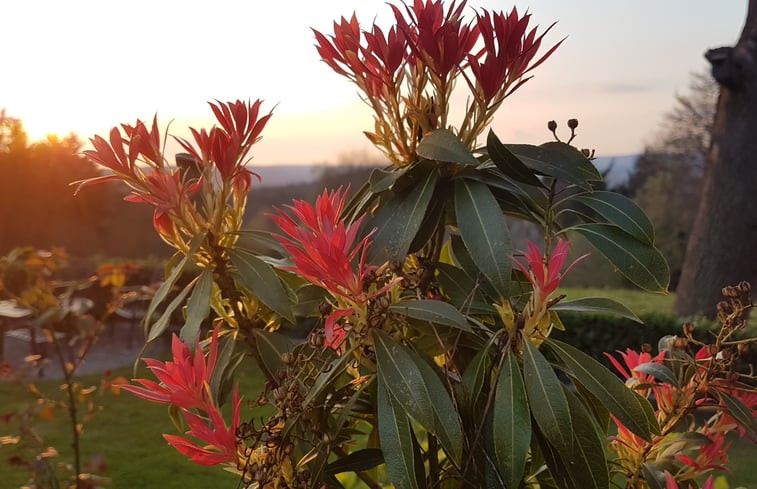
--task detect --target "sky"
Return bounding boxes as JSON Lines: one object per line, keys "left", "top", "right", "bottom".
{"left": 1, "top": 1, "right": 747, "bottom": 164}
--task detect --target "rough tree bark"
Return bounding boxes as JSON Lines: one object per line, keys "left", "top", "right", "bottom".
{"left": 675, "top": 0, "right": 757, "bottom": 316}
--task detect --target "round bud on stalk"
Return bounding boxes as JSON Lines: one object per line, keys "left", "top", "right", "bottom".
{"left": 683, "top": 322, "right": 694, "bottom": 337}
{"left": 547, "top": 120, "right": 558, "bottom": 132}
{"left": 567, "top": 118, "right": 579, "bottom": 129}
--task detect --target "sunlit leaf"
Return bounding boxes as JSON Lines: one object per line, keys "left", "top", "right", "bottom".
{"left": 180, "top": 266, "right": 214, "bottom": 343}
{"left": 229, "top": 248, "right": 294, "bottom": 322}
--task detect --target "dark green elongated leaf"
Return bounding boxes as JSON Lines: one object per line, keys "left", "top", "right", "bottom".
{"left": 370, "top": 166, "right": 407, "bottom": 193}
{"left": 641, "top": 463, "right": 667, "bottom": 489}
{"left": 571, "top": 191, "right": 655, "bottom": 244}
{"left": 461, "top": 337, "right": 494, "bottom": 412}
{"left": 377, "top": 381, "right": 421, "bottom": 489}
{"left": 143, "top": 234, "right": 204, "bottom": 332}
{"left": 486, "top": 130, "right": 543, "bottom": 186}
{"left": 374, "top": 330, "right": 434, "bottom": 429}
{"left": 573, "top": 380, "right": 610, "bottom": 434}
{"left": 563, "top": 388, "right": 609, "bottom": 489}
{"left": 389, "top": 299, "right": 471, "bottom": 332}
{"left": 209, "top": 332, "right": 236, "bottom": 401}
{"left": 417, "top": 128, "right": 480, "bottom": 166}
{"left": 533, "top": 429, "right": 577, "bottom": 489}
{"left": 545, "top": 338, "right": 660, "bottom": 441}
{"left": 454, "top": 179, "right": 512, "bottom": 298}
{"left": 436, "top": 263, "right": 495, "bottom": 315}
{"left": 569, "top": 223, "right": 670, "bottom": 293}
{"left": 368, "top": 167, "right": 439, "bottom": 263}
{"left": 633, "top": 362, "right": 680, "bottom": 388}
{"left": 522, "top": 340, "right": 572, "bottom": 452}
{"left": 550, "top": 297, "right": 642, "bottom": 323}
{"left": 718, "top": 390, "right": 757, "bottom": 441}
{"left": 303, "top": 347, "right": 356, "bottom": 406}
{"left": 235, "top": 230, "right": 287, "bottom": 256}
{"left": 180, "top": 267, "right": 214, "bottom": 343}
{"left": 325, "top": 448, "right": 385, "bottom": 475}
{"left": 228, "top": 248, "right": 294, "bottom": 322}
{"left": 507, "top": 142, "right": 601, "bottom": 191}
{"left": 251, "top": 330, "right": 294, "bottom": 382}
{"left": 410, "top": 350, "right": 464, "bottom": 466}
{"left": 493, "top": 351, "right": 531, "bottom": 489}
{"left": 147, "top": 278, "right": 196, "bottom": 342}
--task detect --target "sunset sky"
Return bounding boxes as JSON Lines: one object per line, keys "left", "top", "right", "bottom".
{"left": 1, "top": 1, "right": 747, "bottom": 164}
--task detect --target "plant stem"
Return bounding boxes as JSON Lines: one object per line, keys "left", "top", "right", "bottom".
{"left": 50, "top": 330, "right": 83, "bottom": 489}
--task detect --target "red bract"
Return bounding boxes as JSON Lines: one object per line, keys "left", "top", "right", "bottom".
{"left": 164, "top": 387, "right": 242, "bottom": 466}
{"left": 469, "top": 8, "right": 561, "bottom": 102}
{"left": 512, "top": 239, "right": 585, "bottom": 299}
{"left": 271, "top": 188, "right": 374, "bottom": 301}
{"left": 120, "top": 330, "right": 220, "bottom": 411}
{"left": 124, "top": 171, "right": 202, "bottom": 236}
{"left": 313, "top": 15, "right": 408, "bottom": 97}
{"left": 675, "top": 430, "right": 731, "bottom": 472}
{"left": 176, "top": 100, "right": 270, "bottom": 193}
{"left": 392, "top": 0, "right": 478, "bottom": 82}
{"left": 604, "top": 348, "right": 666, "bottom": 383}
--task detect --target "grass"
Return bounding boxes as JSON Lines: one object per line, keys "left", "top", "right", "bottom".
{"left": 1, "top": 288, "right": 754, "bottom": 488}
{"left": 0, "top": 361, "right": 264, "bottom": 489}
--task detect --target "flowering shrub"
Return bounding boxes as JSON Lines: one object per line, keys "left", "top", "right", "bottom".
{"left": 76, "top": 1, "right": 756, "bottom": 488}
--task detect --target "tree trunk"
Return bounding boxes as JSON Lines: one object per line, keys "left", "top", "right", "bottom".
{"left": 675, "top": 0, "right": 757, "bottom": 317}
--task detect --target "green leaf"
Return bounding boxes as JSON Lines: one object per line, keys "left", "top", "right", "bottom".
{"left": 641, "top": 463, "right": 668, "bottom": 489}
{"left": 454, "top": 179, "right": 512, "bottom": 298}
{"left": 550, "top": 297, "right": 642, "bottom": 323}
{"left": 368, "top": 166, "right": 439, "bottom": 263}
{"left": 228, "top": 248, "right": 294, "bottom": 322}
{"left": 234, "top": 230, "right": 287, "bottom": 256}
{"left": 461, "top": 337, "right": 494, "bottom": 412}
{"left": 209, "top": 332, "right": 236, "bottom": 401}
{"left": 147, "top": 278, "right": 195, "bottom": 342}
{"left": 486, "top": 130, "right": 543, "bottom": 186}
{"left": 389, "top": 299, "right": 472, "bottom": 332}
{"left": 377, "top": 381, "right": 421, "bottom": 489}
{"left": 571, "top": 191, "right": 655, "bottom": 244}
{"left": 410, "top": 350, "right": 464, "bottom": 467}
{"left": 180, "top": 266, "right": 214, "bottom": 343}
{"left": 143, "top": 234, "right": 204, "bottom": 332}
{"left": 370, "top": 166, "right": 407, "bottom": 193}
{"left": 718, "top": 390, "right": 757, "bottom": 442}
{"left": 302, "top": 348, "right": 356, "bottom": 407}
{"left": 436, "top": 263, "right": 495, "bottom": 315}
{"left": 533, "top": 429, "right": 577, "bottom": 489}
{"left": 325, "top": 448, "right": 385, "bottom": 475}
{"left": 374, "top": 330, "right": 435, "bottom": 429}
{"left": 417, "top": 128, "right": 480, "bottom": 166}
{"left": 251, "top": 330, "right": 294, "bottom": 382}
{"left": 522, "top": 340, "right": 572, "bottom": 452}
{"left": 545, "top": 338, "right": 660, "bottom": 441}
{"left": 562, "top": 388, "right": 609, "bottom": 489}
{"left": 633, "top": 362, "right": 680, "bottom": 388}
{"left": 507, "top": 142, "right": 601, "bottom": 191}
{"left": 493, "top": 351, "right": 531, "bottom": 489}
{"left": 570, "top": 223, "right": 670, "bottom": 293}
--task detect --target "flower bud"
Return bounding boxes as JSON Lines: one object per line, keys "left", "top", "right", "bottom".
{"left": 567, "top": 118, "right": 579, "bottom": 129}
{"left": 547, "top": 120, "right": 558, "bottom": 132}
{"left": 318, "top": 301, "right": 333, "bottom": 316}
{"left": 683, "top": 322, "right": 694, "bottom": 336}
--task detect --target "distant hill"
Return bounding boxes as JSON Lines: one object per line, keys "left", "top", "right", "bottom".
{"left": 253, "top": 155, "right": 640, "bottom": 189}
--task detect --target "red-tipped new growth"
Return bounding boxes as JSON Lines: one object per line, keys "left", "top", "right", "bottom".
{"left": 121, "top": 329, "right": 241, "bottom": 466}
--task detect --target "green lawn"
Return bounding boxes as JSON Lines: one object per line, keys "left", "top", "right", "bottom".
{"left": 0, "top": 362, "right": 264, "bottom": 489}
